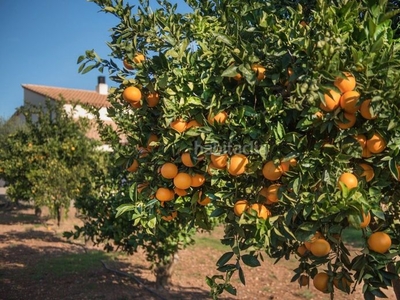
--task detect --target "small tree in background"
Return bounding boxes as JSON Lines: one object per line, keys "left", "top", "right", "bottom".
{"left": 0, "top": 100, "right": 105, "bottom": 225}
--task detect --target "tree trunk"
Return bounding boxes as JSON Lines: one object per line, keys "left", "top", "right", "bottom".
{"left": 56, "top": 205, "right": 61, "bottom": 227}
{"left": 154, "top": 253, "right": 179, "bottom": 290}
{"left": 388, "top": 262, "right": 400, "bottom": 300}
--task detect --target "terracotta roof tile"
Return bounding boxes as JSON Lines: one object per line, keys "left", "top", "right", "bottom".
{"left": 22, "top": 84, "right": 110, "bottom": 108}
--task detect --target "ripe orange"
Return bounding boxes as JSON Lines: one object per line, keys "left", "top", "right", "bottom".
{"left": 123, "top": 86, "right": 142, "bottom": 103}
{"left": 333, "top": 277, "right": 352, "bottom": 291}
{"left": 362, "top": 146, "right": 372, "bottom": 158}
{"left": 197, "top": 196, "right": 211, "bottom": 206}
{"left": 360, "top": 99, "right": 377, "bottom": 120}
{"left": 227, "top": 154, "right": 249, "bottom": 176}
{"left": 368, "top": 232, "right": 392, "bottom": 254}
{"left": 354, "top": 134, "right": 366, "bottom": 149}
{"left": 181, "top": 152, "right": 195, "bottom": 167}
{"left": 170, "top": 119, "right": 187, "bottom": 133}
{"left": 340, "top": 91, "right": 360, "bottom": 113}
{"left": 130, "top": 100, "right": 142, "bottom": 108}
{"left": 138, "top": 147, "right": 149, "bottom": 158}
{"left": 155, "top": 187, "right": 174, "bottom": 201}
{"left": 320, "top": 89, "right": 341, "bottom": 112}
{"left": 313, "top": 272, "right": 329, "bottom": 293}
{"left": 251, "top": 64, "right": 266, "bottom": 80}
{"left": 133, "top": 53, "right": 145, "bottom": 64}
{"left": 174, "top": 187, "right": 188, "bottom": 196}
{"left": 297, "top": 244, "right": 308, "bottom": 257}
{"left": 161, "top": 211, "right": 178, "bottom": 221}
{"left": 336, "top": 112, "right": 356, "bottom": 129}
{"left": 173, "top": 172, "right": 192, "bottom": 189}
{"left": 248, "top": 203, "right": 271, "bottom": 220}
{"left": 208, "top": 111, "right": 228, "bottom": 125}
{"left": 233, "top": 72, "right": 242, "bottom": 81}
{"left": 334, "top": 72, "right": 356, "bottom": 93}
{"left": 123, "top": 59, "right": 133, "bottom": 70}
{"left": 360, "top": 211, "right": 371, "bottom": 229}
{"left": 191, "top": 173, "right": 205, "bottom": 187}
{"left": 234, "top": 199, "right": 249, "bottom": 216}
{"left": 310, "top": 239, "right": 331, "bottom": 257}
{"left": 262, "top": 160, "right": 283, "bottom": 181}
{"left": 265, "top": 184, "right": 281, "bottom": 203}
{"left": 366, "top": 133, "right": 386, "bottom": 154}
{"left": 186, "top": 119, "right": 201, "bottom": 129}
{"left": 137, "top": 183, "right": 149, "bottom": 193}
{"left": 304, "top": 232, "right": 324, "bottom": 250}
{"left": 146, "top": 92, "right": 159, "bottom": 107}
{"left": 211, "top": 153, "right": 228, "bottom": 168}
{"left": 359, "top": 163, "right": 374, "bottom": 182}
{"left": 127, "top": 160, "right": 139, "bottom": 172}
{"left": 299, "top": 274, "right": 310, "bottom": 287}
{"left": 338, "top": 172, "right": 358, "bottom": 190}
{"left": 160, "top": 162, "right": 178, "bottom": 179}
{"left": 146, "top": 134, "right": 158, "bottom": 150}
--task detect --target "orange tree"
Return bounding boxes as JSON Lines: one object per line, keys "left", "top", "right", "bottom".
{"left": 78, "top": 0, "right": 400, "bottom": 298}
{"left": 0, "top": 100, "right": 105, "bottom": 224}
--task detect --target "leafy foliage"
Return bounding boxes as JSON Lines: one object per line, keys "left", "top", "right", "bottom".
{"left": 0, "top": 100, "right": 104, "bottom": 223}
{"left": 77, "top": 0, "right": 400, "bottom": 298}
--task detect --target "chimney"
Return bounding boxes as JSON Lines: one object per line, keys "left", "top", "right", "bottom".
{"left": 96, "top": 76, "right": 108, "bottom": 95}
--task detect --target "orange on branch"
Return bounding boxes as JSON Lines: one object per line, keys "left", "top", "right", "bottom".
{"left": 174, "top": 187, "right": 188, "bottom": 196}
{"left": 160, "top": 162, "right": 178, "bottom": 179}
{"left": 251, "top": 63, "right": 266, "bottom": 80}
{"left": 340, "top": 91, "right": 360, "bottom": 113}
{"left": 146, "top": 134, "right": 158, "bottom": 150}
{"left": 360, "top": 99, "right": 377, "bottom": 120}
{"left": 197, "top": 196, "right": 211, "bottom": 206}
{"left": 127, "top": 160, "right": 139, "bottom": 172}
{"left": 191, "top": 173, "right": 205, "bottom": 187}
{"left": 265, "top": 184, "right": 281, "bottom": 203}
{"left": 335, "top": 112, "right": 356, "bottom": 129}
{"left": 320, "top": 89, "right": 341, "bottom": 112}
{"left": 155, "top": 187, "right": 174, "bottom": 202}
{"left": 310, "top": 239, "right": 331, "bottom": 257}
{"left": 247, "top": 203, "right": 271, "bottom": 220}
{"left": 146, "top": 92, "right": 160, "bottom": 107}
{"left": 299, "top": 275, "right": 310, "bottom": 287}
{"left": 123, "top": 86, "right": 142, "bottom": 103}
{"left": 133, "top": 53, "right": 145, "bottom": 64}
{"left": 186, "top": 119, "right": 201, "bottom": 129}
{"left": 210, "top": 153, "right": 228, "bottom": 168}
{"left": 338, "top": 172, "right": 358, "bottom": 190}
{"left": 123, "top": 59, "right": 133, "bottom": 70}
{"left": 366, "top": 133, "right": 386, "bottom": 154}
{"left": 368, "top": 232, "right": 391, "bottom": 254}
{"left": 161, "top": 211, "right": 178, "bottom": 221}
{"left": 297, "top": 245, "right": 308, "bottom": 257}
{"left": 173, "top": 172, "right": 192, "bottom": 190}
{"left": 334, "top": 72, "right": 356, "bottom": 93}
{"left": 313, "top": 273, "right": 329, "bottom": 293}
{"left": 170, "top": 118, "right": 187, "bottom": 133}
{"left": 359, "top": 163, "right": 374, "bottom": 182}
{"left": 360, "top": 211, "right": 371, "bottom": 229}
{"left": 208, "top": 111, "right": 228, "bottom": 125}
{"left": 354, "top": 134, "right": 366, "bottom": 149}
{"left": 181, "top": 152, "right": 195, "bottom": 167}
{"left": 227, "top": 154, "right": 248, "bottom": 176}
{"left": 262, "top": 160, "right": 283, "bottom": 181}
{"left": 233, "top": 199, "right": 249, "bottom": 216}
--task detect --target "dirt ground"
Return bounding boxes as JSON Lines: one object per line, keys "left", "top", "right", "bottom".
{"left": 0, "top": 196, "right": 397, "bottom": 300}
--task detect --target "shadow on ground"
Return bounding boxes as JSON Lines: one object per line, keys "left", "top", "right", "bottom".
{"left": 0, "top": 200, "right": 225, "bottom": 300}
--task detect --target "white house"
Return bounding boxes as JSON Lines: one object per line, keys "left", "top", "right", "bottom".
{"left": 20, "top": 77, "right": 123, "bottom": 150}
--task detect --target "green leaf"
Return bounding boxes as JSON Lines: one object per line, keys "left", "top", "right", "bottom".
{"left": 216, "top": 252, "right": 234, "bottom": 267}
{"left": 116, "top": 203, "right": 135, "bottom": 218}
{"left": 241, "top": 254, "right": 261, "bottom": 267}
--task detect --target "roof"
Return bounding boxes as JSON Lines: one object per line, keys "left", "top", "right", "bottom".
{"left": 21, "top": 84, "right": 110, "bottom": 108}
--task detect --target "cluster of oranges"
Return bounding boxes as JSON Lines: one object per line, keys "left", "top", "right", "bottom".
{"left": 295, "top": 171, "right": 393, "bottom": 293}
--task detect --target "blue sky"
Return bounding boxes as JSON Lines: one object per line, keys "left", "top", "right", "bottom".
{"left": 0, "top": 0, "right": 189, "bottom": 119}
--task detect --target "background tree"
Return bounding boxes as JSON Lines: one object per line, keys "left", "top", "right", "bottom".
{"left": 0, "top": 100, "right": 105, "bottom": 225}
{"left": 76, "top": 0, "right": 400, "bottom": 299}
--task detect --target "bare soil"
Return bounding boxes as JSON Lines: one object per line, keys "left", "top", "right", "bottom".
{"left": 0, "top": 197, "right": 396, "bottom": 300}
